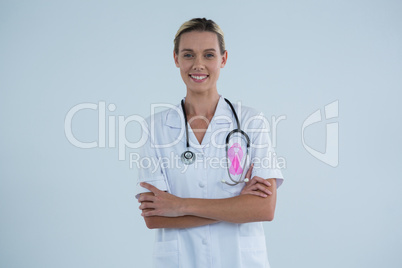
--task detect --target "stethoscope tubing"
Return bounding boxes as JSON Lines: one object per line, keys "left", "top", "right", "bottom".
{"left": 181, "top": 97, "right": 251, "bottom": 185}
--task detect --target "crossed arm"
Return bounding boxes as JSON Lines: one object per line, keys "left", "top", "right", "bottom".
{"left": 138, "top": 166, "right": 278, "bottom": 229}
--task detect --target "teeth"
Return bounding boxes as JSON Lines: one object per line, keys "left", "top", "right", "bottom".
{"left": 191, "top": 75, "right": 207, "bottom": 80}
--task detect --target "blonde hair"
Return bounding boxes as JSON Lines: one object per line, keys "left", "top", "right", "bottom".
{"left": 174, "top": 18, "right": 226, "bottom": 55}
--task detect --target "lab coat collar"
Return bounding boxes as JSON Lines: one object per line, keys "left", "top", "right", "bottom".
{"left": 165, "top": 95, "right": 233, "bottom": 128}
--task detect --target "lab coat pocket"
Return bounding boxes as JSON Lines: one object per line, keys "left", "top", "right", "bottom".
{"left": 221, "top": 181, "right": 244, "bottom": 196}
{"left": 239, "top": 236, "right": 270, "bottom": 268}
{"left": 153, "top": 240, "right": 179, "bottom": 268}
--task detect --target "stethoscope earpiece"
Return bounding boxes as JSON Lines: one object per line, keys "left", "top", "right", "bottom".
{"left": 221, "top": 177, "right": 249, "bottom": 185}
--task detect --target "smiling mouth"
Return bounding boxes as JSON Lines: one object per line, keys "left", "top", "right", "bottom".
{"left": 189, "top": 74, "right": 209, "bottom": 80}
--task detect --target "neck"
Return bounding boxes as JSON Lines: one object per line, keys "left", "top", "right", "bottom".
{"left": 184, "top": 90, "right": 220, "bottom": 117}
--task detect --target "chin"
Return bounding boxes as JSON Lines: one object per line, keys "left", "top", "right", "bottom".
{"left": 186, "top": 85, "right": 213, "bottom": 95}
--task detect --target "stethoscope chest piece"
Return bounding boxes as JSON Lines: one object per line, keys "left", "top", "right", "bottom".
{"left": 181, "top": 150, "right": 195, "bottom": 165}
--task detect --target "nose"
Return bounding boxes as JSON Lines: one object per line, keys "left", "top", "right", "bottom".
{"left": 192, "top": 56, "right": 205, "bottom": 71}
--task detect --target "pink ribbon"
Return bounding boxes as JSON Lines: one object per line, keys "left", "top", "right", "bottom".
{"left": 228, "top": 143, "right": 243, "bottom": 175}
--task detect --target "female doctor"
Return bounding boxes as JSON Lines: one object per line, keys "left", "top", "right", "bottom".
{"left": 136, "top": 18, "right": 284, "bottom": 268}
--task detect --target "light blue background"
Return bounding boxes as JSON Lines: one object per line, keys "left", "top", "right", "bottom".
{"left": 1, "top": 0, "right": 401, "bottom": 267}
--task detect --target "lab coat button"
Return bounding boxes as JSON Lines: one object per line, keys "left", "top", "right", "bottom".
{"left": 202, "top": 239, "right": 208, "bottom": 245}
{"left": 199, "top": 182, "right": 205, "bottom": 188}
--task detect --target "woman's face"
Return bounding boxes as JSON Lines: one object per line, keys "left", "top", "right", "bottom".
{"left": 174, "top": 31, "right": 228, "bottom": 95}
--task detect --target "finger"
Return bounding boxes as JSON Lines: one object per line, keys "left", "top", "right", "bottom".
{"left": 243, "top": 190, "right": 267, "bottom": 198}
{"left": 248, "top": 177, "right": 258, "bottom": 186}
{"left": 139, "top": 202, "right": 155, "bottom": 210}
{"left": 245, "top": 176, "right": 259, "bottom": 188}
{"left": 254, "top": 183, "right": 272, "bottom": 195}
{"left": 142, "top": 210, "right": 159, "bottom": 217}
{"left": 138, "top": 194, "right": 155, "bottom": 203}
{"left": 140, "top": 182, "right": 161, "bottom": 194}
{"left": 253, "top": 177, "right": 272, "bottom": 187}
{"left": 245, "top": 183, "right": 271, "bottom": 195}
{"left": 141, "top": 211, "right": 153, "bottom": 217}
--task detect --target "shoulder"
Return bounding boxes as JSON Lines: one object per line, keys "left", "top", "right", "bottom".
{"left": 236, "top": 103, "right": 263, "bottom": 118}
{"left": 142, "top": 102, "right": 182, "bottom": 129}
{"left": 232, "top": 102, "right": 268, "bottom": 130}
{"left": 139, "top": 102, "right": 183, "bottom": 147}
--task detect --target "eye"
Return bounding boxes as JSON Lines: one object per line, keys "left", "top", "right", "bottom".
{"left": 205, "top": 53, "right": 215, "bottom": 58}
{"left": 183, "top": 53, "right": 193, "bottom": 58}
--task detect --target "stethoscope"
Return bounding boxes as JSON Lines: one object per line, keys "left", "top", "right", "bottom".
{"left": 181, "top": 98, "right": 251, "bottom": 186}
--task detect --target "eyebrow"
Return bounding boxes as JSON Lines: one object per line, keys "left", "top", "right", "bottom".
{"left": 180, "top": 48, "right": 217, "bottom": 53}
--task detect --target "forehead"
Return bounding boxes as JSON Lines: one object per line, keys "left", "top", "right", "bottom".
{"left": 179, "top": 31, "right": 219, "bottom": 52}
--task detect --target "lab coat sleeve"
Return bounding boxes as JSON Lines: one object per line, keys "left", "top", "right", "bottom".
{"left": 134, "top": 121, "right": 169, "bottom": 199}
{"left": 249, "top": 112, "right": 284, "bottom": 189}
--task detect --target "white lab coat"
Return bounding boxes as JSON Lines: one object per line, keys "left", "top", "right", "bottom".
{"left": 136, "top": 95, "right": 284, "bottom": 268}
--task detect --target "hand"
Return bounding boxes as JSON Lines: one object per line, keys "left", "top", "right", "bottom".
{"left": 240, "top": 164, "right": 272, "bottom": 198}
{"left": 138, "top": 182, "right": 184, "bottom": 217}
